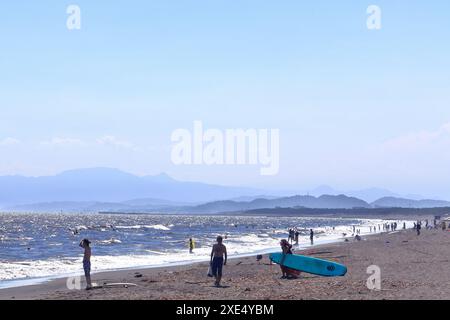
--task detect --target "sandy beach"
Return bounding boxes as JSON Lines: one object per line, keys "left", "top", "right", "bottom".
{"left": 1, "top": 227, "right": 449, "bottom": 300}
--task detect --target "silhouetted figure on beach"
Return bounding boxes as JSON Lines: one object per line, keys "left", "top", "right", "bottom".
{"left": 79, "top": 239, "right": 92, "bottom": 290}
{"left": 289, "top": 229, "right": 295, "bottom": 244}
{"left": 310, "top": 229, "right": 314, "bottom": 245}
{"left": 210, "top": 236, "right": 227, "bottom": 287}
{"left": 189, "top": 238, "right": 194, "bottom": 254}
{"left": 417, "top": 222, "right": 421, "bottom": 236}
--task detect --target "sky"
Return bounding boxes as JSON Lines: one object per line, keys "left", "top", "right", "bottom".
{"left": 0, "top": 1, "right": 450, "bottom": 198}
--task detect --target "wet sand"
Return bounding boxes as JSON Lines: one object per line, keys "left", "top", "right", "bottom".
{"left": 1, "top": 228, "right": 449, "bottom": 300}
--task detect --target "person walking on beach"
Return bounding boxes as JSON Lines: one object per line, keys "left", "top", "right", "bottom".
{"left": 210, "top": 236, "right": 227, "bottom": 287}
{"left": 417, "top": 222, "right": 421, "bottom": 236}
{"left": 189, "top": 238, "right": 194, "bottom": 254}
{"left": 79, "top": 239, "right": 92, "bottom": 290}
{"left": 310, "top": 229, "right": 314, "bottom": 245}
{"left": 294, "top": 230, "right": 299, "bottom": 245}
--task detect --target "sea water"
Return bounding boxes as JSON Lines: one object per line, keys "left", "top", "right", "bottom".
{"left": 0, "top": 213, "right": 414, "bottom": 288}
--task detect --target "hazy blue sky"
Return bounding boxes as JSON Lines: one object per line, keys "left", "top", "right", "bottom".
{"left": 1, "top": 1, "right": 450, "bottom": 198}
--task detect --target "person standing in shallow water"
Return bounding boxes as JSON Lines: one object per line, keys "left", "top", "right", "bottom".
{"left": 79, "top": 239, "right": 92, "bottom": 290}
{"left": 310, "top": 229, "right": 314, "bottom": 245}
{"left": 189, "top": 238, "right": 194, "bottom": 254}
{"left": 210, "top": 236, "right": 227, "bottom": 287}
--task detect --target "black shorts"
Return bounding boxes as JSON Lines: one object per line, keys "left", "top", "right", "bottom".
{"left": 83, "top": 260, "right": 91, "bottom": 277}
{"left": 211, "top": 257, "right": 224, "bottom": 277}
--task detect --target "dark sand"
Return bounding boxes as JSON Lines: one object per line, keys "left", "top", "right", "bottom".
{"left": 1, "top": 228, "right": 449, "bottom": 300}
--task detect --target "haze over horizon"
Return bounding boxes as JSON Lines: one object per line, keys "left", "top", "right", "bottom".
{"left": 1, "top": 1, "right": 450, "bottom": 199}
{"left": 0, "top": 167, "right": 444, "bottom": 203}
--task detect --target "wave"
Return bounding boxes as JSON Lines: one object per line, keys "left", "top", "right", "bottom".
{"left": 145, "top": 224, "right": 171, "bottom": 231}
{"left": 99, "top": 238, "right": 122, "bottom": 244}
{"left": 114, "top": 224, "right": 171, "bottom": 231}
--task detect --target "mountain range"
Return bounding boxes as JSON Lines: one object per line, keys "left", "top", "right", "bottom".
{"left": 1, "top": 168, "right": 449, "bottom": 213}
{"left": 0, "top": 167, "right": 265, "bottom": 207}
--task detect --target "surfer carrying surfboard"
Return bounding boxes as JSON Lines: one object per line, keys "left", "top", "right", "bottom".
{"left": 210, "top": 236, "right": 227, "bottom": 287}
{"left": 279, "top": 239, "right": 299, "bottom": 279}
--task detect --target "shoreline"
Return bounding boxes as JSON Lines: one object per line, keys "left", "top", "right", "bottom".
{"left": 0, "top": 229, "right": 364, "bottom": 290}
{"left": 0, "top": 216, "right": 422, "bottom": 290}
{"left": 2, "top": 227, "right": 449, "bottom": 300}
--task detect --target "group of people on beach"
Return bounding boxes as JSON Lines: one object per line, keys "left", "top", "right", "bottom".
{"left": 354, "top": 222, "right": 404, "bottom": 236}
{"left": 75, "top": 218, "right": 449, "bottom": 290}
{"left": 288, "top": 228, "right": 314, "bottom": 245}
{"left": 76, "top": 225, "right": 313, "bottom": 290}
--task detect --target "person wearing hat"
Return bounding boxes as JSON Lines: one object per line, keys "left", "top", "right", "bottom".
{"left": 79, "top": 239, "right": 92, "bottom": 290}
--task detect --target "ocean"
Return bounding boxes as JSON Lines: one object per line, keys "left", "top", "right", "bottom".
{"left": 0, "top": 213, "right": 413, "bottom": 288}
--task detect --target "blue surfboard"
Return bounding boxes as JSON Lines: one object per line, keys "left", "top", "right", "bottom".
{"left": 269, "top": 253, "right": 347, "bottom": 277}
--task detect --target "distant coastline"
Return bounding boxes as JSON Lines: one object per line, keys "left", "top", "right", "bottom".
{"left": 98, "top": 207, "right": 450, "bottom": 219}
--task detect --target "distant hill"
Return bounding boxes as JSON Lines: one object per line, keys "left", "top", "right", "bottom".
{"left": 179, "top": 194, "right": 371, "bottom": 214}
{"left": 6, "top": 194, "right": 371, "bottom": 214}
{"left": 0, "top": 168, "right": 265, "bottom": 208}
{"left": 371, "top": 197, "right": 450, "bottom": 209}
{"left": 309, "top": 185, "right": 425, "bottom": 203}
{"left": 240, "top": 207, "right": 450, "bottom": 218}
{"left": 228, "top": 195, "right": 280, "bottom": 202}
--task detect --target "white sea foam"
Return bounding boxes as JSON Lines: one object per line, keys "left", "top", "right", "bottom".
{"left": 145, "top": 224, "right": 171, "bottom": 231}
{"left": 114, "top": 224, "right": 171, "bottom": 231}
{"left": 99, "top": 238, "right": 122, "bottom": 244}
